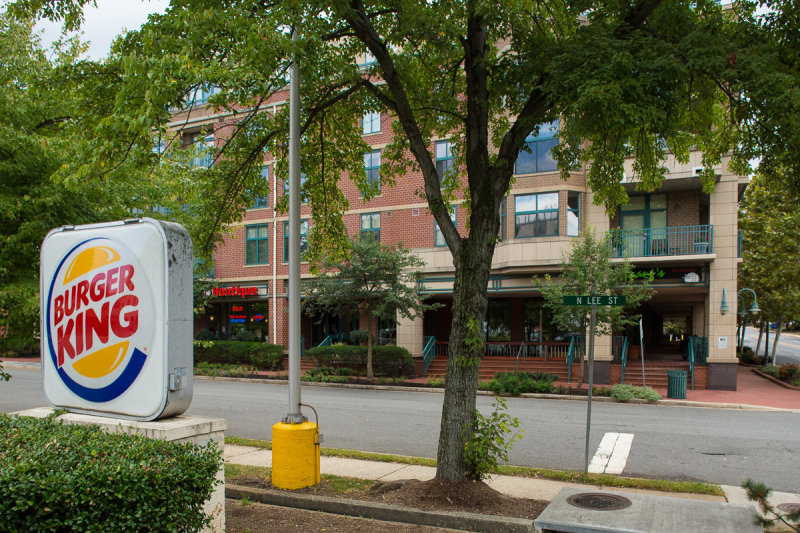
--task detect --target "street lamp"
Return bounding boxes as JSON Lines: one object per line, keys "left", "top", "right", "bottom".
{"left": 737, "top": 288, "right": 760, "bottom": 350}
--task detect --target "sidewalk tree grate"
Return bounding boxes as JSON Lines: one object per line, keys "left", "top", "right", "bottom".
{"left": 777, "top": 503, "right": 800, "bottom": 514}
{"left": 566, "top": 493, "right": 632, "bottom": 511}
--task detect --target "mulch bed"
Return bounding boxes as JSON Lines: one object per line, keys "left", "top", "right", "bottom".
{"left": 231, "top": 475, "right": 547, "bottom": 521}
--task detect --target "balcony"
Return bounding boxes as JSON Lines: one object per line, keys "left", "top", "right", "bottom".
{"left": 608, "top": 225, "right": 713, "bottom": 258}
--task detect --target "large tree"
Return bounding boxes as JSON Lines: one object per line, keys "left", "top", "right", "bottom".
{"left": 12, "top": 0, "right": 766, "bottom": 480}
{"left": 738, "top": 172, "right": 800, "bottom": 363}
{"left": 0, "top": 13, "right": 132, "bottom": 352}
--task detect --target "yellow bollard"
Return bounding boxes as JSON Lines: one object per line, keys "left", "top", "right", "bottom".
{"left": 271, "top": 421, "right": 320, "bottom": 489}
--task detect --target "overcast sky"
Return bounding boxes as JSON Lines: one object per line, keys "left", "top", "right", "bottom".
{"left": 32, "top": 0, "right": 169, "bottom": 60}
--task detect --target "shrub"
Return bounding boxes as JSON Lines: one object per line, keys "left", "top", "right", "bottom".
{"left": 302, "top": 370, "right": 348, "bottom": 383}
{"left": 305, "top": 345, "right": 413, "bottom": 377}
{"left": 0, "top": 414, "right": 221, "bottom": 532}
{"left": 778, "top": 363, "right": 800, "bottom": 382}
{"left": 195, "top": 361, "right": 256, "bottom": 377}
{"left": 349, "top": 329, "right": 371, "bottom": 345}
{"left": 737, "top": 347, "right": 763, "bottom": 365}
{"left": 463, "top": 397, "right": 523, "bottom": 481}
{"left": 194, "top": 328, "right": 217, "bottom": 341}
{"left": 761, "top": 365, "right": 780, "bottom": 378}
{"left": 482, "top": 372, "right": 558, "bottom": 396}
{"left": 426, "top": 376, "right": 445, "bottom": 387}
{"left": 609, "top": 384, "right": 662, "bottom": 403}
{"left": 193, "top": 340, "right": 285, "bottom": 370}
{"left": 232, "top": 329, "right": 260, "bottom": 343}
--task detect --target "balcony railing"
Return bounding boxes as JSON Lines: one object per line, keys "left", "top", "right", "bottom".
{"left": 608, "top": 225, "right": 713, "bottom": 258}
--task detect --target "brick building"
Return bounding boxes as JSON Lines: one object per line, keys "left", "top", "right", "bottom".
{"left": 177, "top": 83, "right": 746, "bottom": 391}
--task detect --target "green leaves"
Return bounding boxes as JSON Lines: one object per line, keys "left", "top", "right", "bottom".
{"left": 463, "top": 397, "right": 523, "bottom": 481}
{"left": 538, "top": 230, "right": 654, "bottom": 338}
{"left": 0, "top": 414, "right": 221, "bottom": 532}
{"left": 739, "top": 172, "right": 800, "bottom": 325}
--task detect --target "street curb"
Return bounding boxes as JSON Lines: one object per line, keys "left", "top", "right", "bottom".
{"left": 0, "top": 362, "right": 41, "bottom": 371}
{"left": 226, "top": 484, "right": 534, "bottom": 533}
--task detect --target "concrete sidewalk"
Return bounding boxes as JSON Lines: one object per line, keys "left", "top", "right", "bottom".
{"left": 225, "top": 443, "right": 800, "bottom": 512}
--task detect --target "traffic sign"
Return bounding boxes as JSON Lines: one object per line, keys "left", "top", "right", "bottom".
{"left": 562, "top": 295, "right": 626, "bottom": 306}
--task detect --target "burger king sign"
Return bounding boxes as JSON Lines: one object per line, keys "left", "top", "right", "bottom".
{"left": 41, "top": 218, "right": 193, "bottom": 420}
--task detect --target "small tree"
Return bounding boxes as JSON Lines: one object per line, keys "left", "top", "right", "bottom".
{"left": 538, "top": 230, "right": 654, "bottom": 385}
{"left": 303, "top": 235, "right": 437, "bottom": 379}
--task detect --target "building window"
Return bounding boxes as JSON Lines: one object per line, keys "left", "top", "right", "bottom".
{"left": 361, "top": 212, "right": 381, "bottom": 241}
{"left": 187, "top": 132, "right": 214, "bottom": 168}
{"left": 186, "top": 85, "right": 219, "bottom": 107}
{"left": 514, "top": 120, "right": 559, "bottom": 174}
{"left": 363, "top": 111, "right": 381, "bottom": 134}
{"left": 283, "top": 220, "right": 309, "bottom": 263}
{"left": 283, "top": 173, "right": 308, "bottom": 203}
{"left": 245, "top": 224, "right": 269, "bottom": 265}
{"left": 567, "top": 192, "right": 580, "bottom": 236}
{"left": 499, "top": 198, "right": 507, "bottom": 241}
{"left": 434, "top": 206, "right": 456, "bottom": 247}
{"left": 515, "top": 192, "right": 559, "bottom": 237}
{"left": 364, "top": 150, "right": 381, "bottom": 190}
{"left": 620, "top": 193, "right": 667, "bottom": 230}
{"left": 359, "top": 50, "right": 377, "bottom": 69}
{"left": 486, "top": 300, "right": 512, "bottom": 342}
{"left": 435, "top": 140, "right": 454, "bottom": 186}
{"left": 250, "top": 166, "right": 269, "bottom": 209}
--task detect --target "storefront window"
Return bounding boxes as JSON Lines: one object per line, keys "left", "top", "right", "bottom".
{"left": 486, "top": 300, "right": 512, "bottom": 341}
{"left": 248, "top": 301, "right": 270, "bottom": 342}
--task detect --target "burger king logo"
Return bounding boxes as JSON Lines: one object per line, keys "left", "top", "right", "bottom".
{"left": 45, "top": 238, "right": 154, "bottom": 403}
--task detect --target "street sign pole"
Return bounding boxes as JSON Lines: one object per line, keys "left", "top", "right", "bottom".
{"left": 584, "top": 297, "right": 596, "bottom": 474}
{"left": 561, "top": 294, "right": 626, "bottom": 475}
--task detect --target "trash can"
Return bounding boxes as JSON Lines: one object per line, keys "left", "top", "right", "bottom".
{"left": 667, "top": 370, "right": 687, "bottom": 399}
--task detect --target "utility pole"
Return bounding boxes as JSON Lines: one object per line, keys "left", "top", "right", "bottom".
{"left": 272, "top": 27, "right": 320, "bottom": 490}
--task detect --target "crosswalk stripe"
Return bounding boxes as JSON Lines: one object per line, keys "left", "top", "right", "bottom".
{"left": 588, "top": 432, "right": 634, "bottom": 474}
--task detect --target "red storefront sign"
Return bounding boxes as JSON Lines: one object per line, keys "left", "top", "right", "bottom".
{"left": 212, "top": 285, "right": 260, "bottom": 297}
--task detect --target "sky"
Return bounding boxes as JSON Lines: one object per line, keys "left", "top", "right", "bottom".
{"left": 32, "top": 0, "right": 169, "bottom": 60}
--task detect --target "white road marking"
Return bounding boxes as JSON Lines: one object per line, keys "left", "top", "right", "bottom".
{"left": 588, "top": 432, "right": 634, "bottom": 474}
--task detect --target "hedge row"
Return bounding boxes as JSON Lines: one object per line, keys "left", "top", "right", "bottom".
{"left": 0, "top": 414, "right": 221, "bottom": 532}
{"left": 305, "top": 345, "right": 414, "bottom": 377}
{"left": 193, "top": 340, "right": 285, "bottom": 370}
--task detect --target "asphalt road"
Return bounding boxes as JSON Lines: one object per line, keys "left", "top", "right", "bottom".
{"left": 742, "top": 329, "right": 800, "bottom": 365}
{"left": 3, "top": 367, "right": 798, "bottom": 492}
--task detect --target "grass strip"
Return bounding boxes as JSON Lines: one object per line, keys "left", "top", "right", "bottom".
{"left": 496, "top": 466, "right": 724, "bottom": 496}
{"left": 224, "top": 463, "right": 374, "bottom": 495}
{"left": 225, "top": 436, "right": 722, "bottom": 496}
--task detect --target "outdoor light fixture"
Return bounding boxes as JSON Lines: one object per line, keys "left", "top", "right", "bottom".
{"left": 720, "top": 288, "right": 730, "bottom": 315}
{"left": 737, "top": 288, "right": 760, "bottom": 315}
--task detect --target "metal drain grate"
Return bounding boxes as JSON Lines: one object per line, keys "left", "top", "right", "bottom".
{"left": 777, "top": 503, "right": 800, "bottom": 514}
{"left": 566, "top": 493, "right": 632, "bottom": 511}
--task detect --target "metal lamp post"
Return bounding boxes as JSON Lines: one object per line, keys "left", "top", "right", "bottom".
{"left": 736, "top": 288, "right": 760, "bottom": 353}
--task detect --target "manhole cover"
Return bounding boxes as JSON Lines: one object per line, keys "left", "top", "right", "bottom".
{"left": 566, "top": 493, "right": 632, "bottom": 511}
{"left": 777, "top": 503, "right": 800, "bottom": 514}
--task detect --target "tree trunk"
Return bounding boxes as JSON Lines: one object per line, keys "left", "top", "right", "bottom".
{"left": 756, "top": 320, "right": 764, "bottom": 355}
{"left": 435, "top": 239, "right": 493, "bottom": 481}
{"left": 771, "top": 317, "right": 784, "bottom": 365}
{"left": 366, "top": 314, "right": 374, "bottom": 379}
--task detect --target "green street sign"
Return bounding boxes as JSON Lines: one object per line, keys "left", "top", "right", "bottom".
{"left": 562, "top": 295, "right": 627, "bottom": 306}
